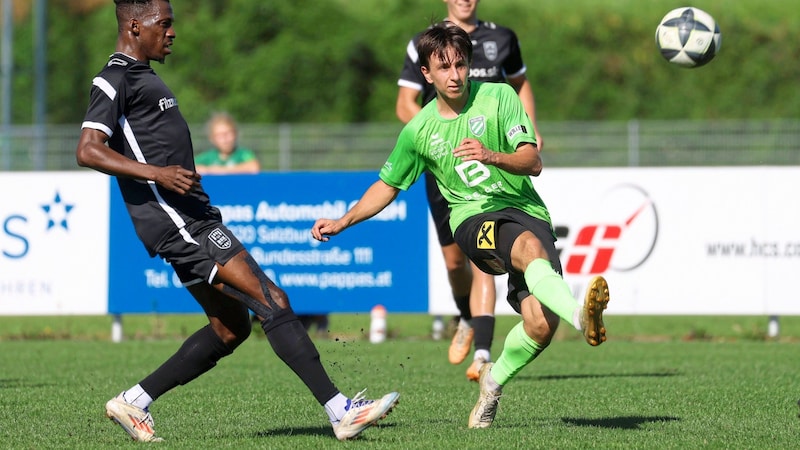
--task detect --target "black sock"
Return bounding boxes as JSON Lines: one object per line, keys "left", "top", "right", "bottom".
{"left": 140, "top": 324, "right": 233, "bottom": 400}
{"left": 472, "top": 315, "right": 495, "bottom": 353}
{"left": 454, "top": 294, "right": 471, "bottom": 321}
{"left": 262, "top": 307, "right": 339, "bottom": 405}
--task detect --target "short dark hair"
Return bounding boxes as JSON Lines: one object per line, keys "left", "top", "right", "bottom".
{"left": 417, "top": 21, "right": 473, "bottom": 69}
{"left": 115, "top": 0, "right": 167, "bottom": 29}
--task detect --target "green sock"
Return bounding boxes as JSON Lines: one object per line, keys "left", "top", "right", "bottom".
{"left": 524, "top": 258, "right": 579, "bottom": 325}
{"left": 492, "top": 321, "right": 544, "bottom": 385}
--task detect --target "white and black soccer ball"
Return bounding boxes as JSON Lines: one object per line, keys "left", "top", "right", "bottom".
{"left": 655, "top": 7, "right": 721, "bottom": 68}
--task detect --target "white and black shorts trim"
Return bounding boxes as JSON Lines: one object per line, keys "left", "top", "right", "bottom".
{"left": 155, "top": 220, "right": 245, "bottom": 286}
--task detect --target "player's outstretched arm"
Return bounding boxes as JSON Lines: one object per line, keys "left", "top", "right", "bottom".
{"left": 311, "top": 180, "right": 400, "bottom": 242}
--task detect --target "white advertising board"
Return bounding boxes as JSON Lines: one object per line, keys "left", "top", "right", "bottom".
{"left": 429, "top": 167, "right": 800, "bottom": 316}
{"left": 2, "top": 168, "right": 798, "bottom": 317}
{"left": 0, "top": 172, "right": 109, "bottom": 315}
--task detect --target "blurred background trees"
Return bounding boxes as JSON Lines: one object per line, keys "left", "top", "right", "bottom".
{"left": 2, "top": 0, "right": 799, "bottom": 125}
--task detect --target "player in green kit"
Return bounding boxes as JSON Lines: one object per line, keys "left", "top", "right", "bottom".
{"left": 311, "top": 22, "right": 610, "bottom": 429}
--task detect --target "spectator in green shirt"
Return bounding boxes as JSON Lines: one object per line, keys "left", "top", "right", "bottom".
{"left": 195, "top": 112, "right": 260, "bottom": 174}
{"left": 196, "top": 112, "right": 329, "bottom": 335}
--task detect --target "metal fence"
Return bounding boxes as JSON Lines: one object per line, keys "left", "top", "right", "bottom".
{"left": 2, "top": 119, "right": 799, "bottom": 172}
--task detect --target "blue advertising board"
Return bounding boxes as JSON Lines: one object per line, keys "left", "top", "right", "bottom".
{"left": 108, "top": 172, "right": 428, "bottom": 314}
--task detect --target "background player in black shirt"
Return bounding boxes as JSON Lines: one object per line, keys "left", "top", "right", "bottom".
{"left": 396, "top": 0, "right": 544, "bottom": 382}
{"left": 76, "top": 0, "right": 398, "bottom": 442}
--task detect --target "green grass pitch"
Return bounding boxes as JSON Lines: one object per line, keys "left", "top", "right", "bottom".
{"left": 0, "top": 314, "right": 798, "bottom": 449}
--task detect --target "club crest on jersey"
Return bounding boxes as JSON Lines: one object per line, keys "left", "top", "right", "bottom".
{"left": 483, "top": 41, "right": 498, "bottom": 61}
{"left": 469, "top": 116, "right": 486, "bottom": 137}
{"left": 208, "top": 228, "right": 232, "bottom": 249}
{"left": 477, "top": 221, "right": 496, "bottom": 249}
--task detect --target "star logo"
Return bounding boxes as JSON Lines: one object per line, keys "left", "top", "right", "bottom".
{"left": 41, "top": 191, "right": 74, "bottom": 231}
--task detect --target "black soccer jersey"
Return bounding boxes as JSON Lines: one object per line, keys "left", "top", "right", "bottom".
{"left": 397, "top": 21, "right": 526, "bottom": 105}
{"left": 81, "top": 53, "right": 219, "bottom": 256}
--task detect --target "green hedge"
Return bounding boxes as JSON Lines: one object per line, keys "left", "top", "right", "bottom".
{"left": 6, "top": 0, "right": 799, "bottom": 125}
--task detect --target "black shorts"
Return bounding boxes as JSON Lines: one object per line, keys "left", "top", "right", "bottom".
{"left": 425, "top": 171, "right": 455, "bottom": 246}
{"left": 154, "top": 220, "right": 245, "bottom": 286}
{"left": 453, "top": 208, "right": 562, "bottom": 314}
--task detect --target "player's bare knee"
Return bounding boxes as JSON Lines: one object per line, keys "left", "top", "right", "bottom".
{"left": 523, "top": 315, "right": 556, "bottom": 346}
{"left": 268, "top": 285, "right": 290, "bottom": 309}
{"left": 212, "top": 329, "right": 242, "bottom": 349}
{"left": 212, "top": 318, "right": 251, "bottom": 348}
{"left": 510, "top": 232, "right": 547, "bottom": 270}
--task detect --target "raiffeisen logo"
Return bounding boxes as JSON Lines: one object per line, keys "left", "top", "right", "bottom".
{"left": 557, "top": 184, "right": 658, "bottom": 275}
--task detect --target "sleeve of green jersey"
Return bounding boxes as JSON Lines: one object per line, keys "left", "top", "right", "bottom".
{"left": 379, "top": 125, "right": 426, "bottom": 190}
{"left": 498, "top": 84, "right": 537, "bottom": 149}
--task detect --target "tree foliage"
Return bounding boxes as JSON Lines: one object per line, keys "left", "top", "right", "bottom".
{"left": 5, "top": 0, "right": 800, "bottom": 125}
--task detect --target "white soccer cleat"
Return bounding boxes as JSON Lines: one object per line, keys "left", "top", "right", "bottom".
{"left": 332, "top": 389, "right": 399, "bottom": 440}
{"left": 468, "top": 363, "right": 502, "bottom": 429}
{"left": 105, "top": 393, "right": 163, "bottom": 442}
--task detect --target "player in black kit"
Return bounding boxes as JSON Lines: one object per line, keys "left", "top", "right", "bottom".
{"left": 396, "top": 0, "right": 544, "bottom": 382}
{"left": 76, "top": 0, "right": 397, "bottom": 442}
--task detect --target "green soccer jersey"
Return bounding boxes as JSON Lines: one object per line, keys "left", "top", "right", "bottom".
{"left": 379, "top": 81, "right": 551, "bottom": 234}
{"left": 194, "top": 147, "right": 257, "bottom": 167}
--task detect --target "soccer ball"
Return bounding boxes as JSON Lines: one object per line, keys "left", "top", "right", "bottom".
{"left": 655, "top": 7, "right": 721, "bottom": 68}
